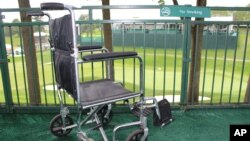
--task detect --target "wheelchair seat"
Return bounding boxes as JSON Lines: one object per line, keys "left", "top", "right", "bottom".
{"left": 79, "top": 79, "right": 140, "bottom": 107}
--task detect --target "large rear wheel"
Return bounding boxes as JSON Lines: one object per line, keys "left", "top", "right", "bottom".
{"left": 50, "top": 114, "right": 74, "bottom": 137}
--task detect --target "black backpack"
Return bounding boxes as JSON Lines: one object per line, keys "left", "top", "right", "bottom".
{"left": 153, "top": 99, "right": 174, "bottom": 127}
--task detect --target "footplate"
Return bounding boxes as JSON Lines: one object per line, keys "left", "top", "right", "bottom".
{"left": 131, "top": 105, "right": 153, "bottom": 117}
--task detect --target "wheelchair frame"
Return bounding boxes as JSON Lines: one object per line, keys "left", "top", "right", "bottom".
{"left": 38, "top": 2, "right": 162, "bottom": 141}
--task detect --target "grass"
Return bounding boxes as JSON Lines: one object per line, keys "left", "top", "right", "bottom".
{"left": 0, "top": 30, "right": 249, "bottom": 105}
{"left": 1, "top": 108, "right": 250, "bottom": 141}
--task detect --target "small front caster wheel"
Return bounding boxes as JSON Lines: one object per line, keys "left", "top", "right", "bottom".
{"left": 126, "top": 129, "right": 148, "bottom": 141}
{"left": 50, "top": 114, "right": 74, "bottom": 137}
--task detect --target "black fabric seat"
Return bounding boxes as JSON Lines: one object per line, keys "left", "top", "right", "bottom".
{"left": 78, "top": 79, "right": 139, "bottom": 107}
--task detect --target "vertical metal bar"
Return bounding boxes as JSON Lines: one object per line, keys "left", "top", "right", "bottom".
{"left": 8, "top": 26, "right": 20, "bottom": 105}
{"left": 105, "top": 21, "right": 111, "bottom": 80}
{"left": 210, "top": 24, "right": 219, "bottom": 104}
{"left": 89, "top": 9, "right": 94, "bottom": 80}
{"left": 101, "top": 23, "right": 104, "bottom": 45}
{"left": 0, "top": 11, "right": 13, "bottom": 112}
{"left": 121, "top": 22, "right": 125, "bottom": 52}
{"left": 80, "top": 51, "right": 84, "bottom": 82}
{"left": 90, "top": 21, "right": 94, "bottom": 80}
{"left": 132, "top": 22, "right": 136, "bottom": 93}
{"left": 162, "top": 22, "right": 167, "bottom": 99}
{"left": 131, "top": 22, "right": 136, "bottom": 103}
{"left": 143, "top": 22, "right": 146, "bottom": 93}
{"left": 79, "top": 22, "right": 84, "bottom": 81}
{"left": 91, "top": 52, "right": 94, "bottom": 80}
{"left": 237, "top": 24, "right": 249, "bottom": 103}
{"left": 201, "top": 24, "right": 209, "bottom": 105}
{"left": 46, "top": 15, "right": 57, "bottom": 105}
{"left": 63, "top": 89, "right": 67, "bottom": 105}
{"left": 89, "top": 8, "right": 93, "bottom": 45}
{"left": 180, "top": 18, "right": 191, "bottom": 106}
{"left": 153, "top": 22, "right": 156, "bottom": 97}
{"left": 101, "top": 23, "right": 105, "bottom": 79}
{"left": 122, "top": 22, "right": 125, "bottom": 86}
{"left": 48, "top": 24, "right": 57, "bottom": 104}
{"left": 173, "top": 22, "right": 179, "bottom": 104}
{"left": 90, "top": 24, "right": 93, "bottom": 45}
{"left": 229, "top": 24, "right": 239, "bottom": 103}
{"left": 65, "top": 6, "right": 80, "bottom": 109}
{"left": 219, "top": 25, "right": 229, "bottom": 104}
{"left": 50, "top": 56, "right": 57, "bottom": 104}
{"left": 18, "top": 26, "right": 28, "bottom": 105}
{"left": 89, "top": 22, "right": 95, "bottom": 80}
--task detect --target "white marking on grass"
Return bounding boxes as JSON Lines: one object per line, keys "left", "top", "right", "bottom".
{"left": 45, "top": 85, "right": 57, "bottom": 90}
{"left": 146, "top": 95, "right": 210, "bottom": 103}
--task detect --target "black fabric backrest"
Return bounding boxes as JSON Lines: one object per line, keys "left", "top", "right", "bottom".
{"left": 51, "top": 14, "right": 73, "bottom": 51}
{"left": 51, "top": 14, "right": 77, "bottom": 98}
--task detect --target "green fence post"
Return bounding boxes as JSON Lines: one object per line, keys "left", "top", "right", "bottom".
{"left": 0, "top": 11, "right": 13, "bottom": 113}
{"left": 180, "top": 17, "right": 191, "bottom": 107}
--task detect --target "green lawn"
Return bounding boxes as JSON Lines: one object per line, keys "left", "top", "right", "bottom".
{"left": 0, "top": 31, "right": 249, "bottom": 105}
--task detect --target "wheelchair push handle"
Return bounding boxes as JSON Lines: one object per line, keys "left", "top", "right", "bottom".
{"left": 40, "top": 2, "right": 65, "bottom": 10}
{"left": 26, "top": 11, "right": 45, "bottom": 17}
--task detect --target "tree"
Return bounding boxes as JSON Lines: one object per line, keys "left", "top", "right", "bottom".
{"left": 101, "top": 0, "right": 112, "bottom": 52}
{"left": 18, "top": 0, "right": 41, "bottom": 105}
{"left": 187, "top": 0, "right": 207, "bottom": 104}
{"left": 102, "top": 0, "right": 114, "bottom": 80}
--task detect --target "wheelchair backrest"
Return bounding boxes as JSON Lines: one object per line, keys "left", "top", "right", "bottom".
{"left": 51, "top": 14, "right": 77, "bottom": 98}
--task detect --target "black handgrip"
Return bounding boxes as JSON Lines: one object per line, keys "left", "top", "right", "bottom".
{"left": 26, "top": 11, "right": 45, "bottom": 17}
{"left": 40, "top": 2, "right": 64, "bottom": 10}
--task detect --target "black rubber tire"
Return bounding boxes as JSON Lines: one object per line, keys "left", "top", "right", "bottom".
{"left": 126, "top": 129, "right": 148, "bottom": 141}
{"left": 97, "top": 105, "right": 113, "bottom": 126}
{"left": 50, "top": 114, "right": 74, "bottom": 137}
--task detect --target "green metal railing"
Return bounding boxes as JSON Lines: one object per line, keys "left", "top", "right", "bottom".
{"left": 187, "top": 21, "right": 250, "bottom": 106}
{"left": 0, "top": 5, "right": 250, "bottom": 113}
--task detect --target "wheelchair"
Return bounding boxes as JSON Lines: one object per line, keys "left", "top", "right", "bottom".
{"left": 27, "top": 8, "right": 115, "bottom": 131}
{"left": 39, "top": 2, "right": 163, "bottom": 141}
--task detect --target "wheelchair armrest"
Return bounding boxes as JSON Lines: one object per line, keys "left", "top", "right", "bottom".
{"left": 78, "top": 45, "right": 103, "bottom": 51}
{"left": 82, "top": 51, "right": 138, "bottom": 61}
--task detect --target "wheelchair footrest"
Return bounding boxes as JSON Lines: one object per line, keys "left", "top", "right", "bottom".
{"left": 131, "top": 105, "right": 153, "bottom": 117}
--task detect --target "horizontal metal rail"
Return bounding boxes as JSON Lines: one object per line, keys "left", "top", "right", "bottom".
{"left": 0, "top": 5, "right": 249, "bottom": 113}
